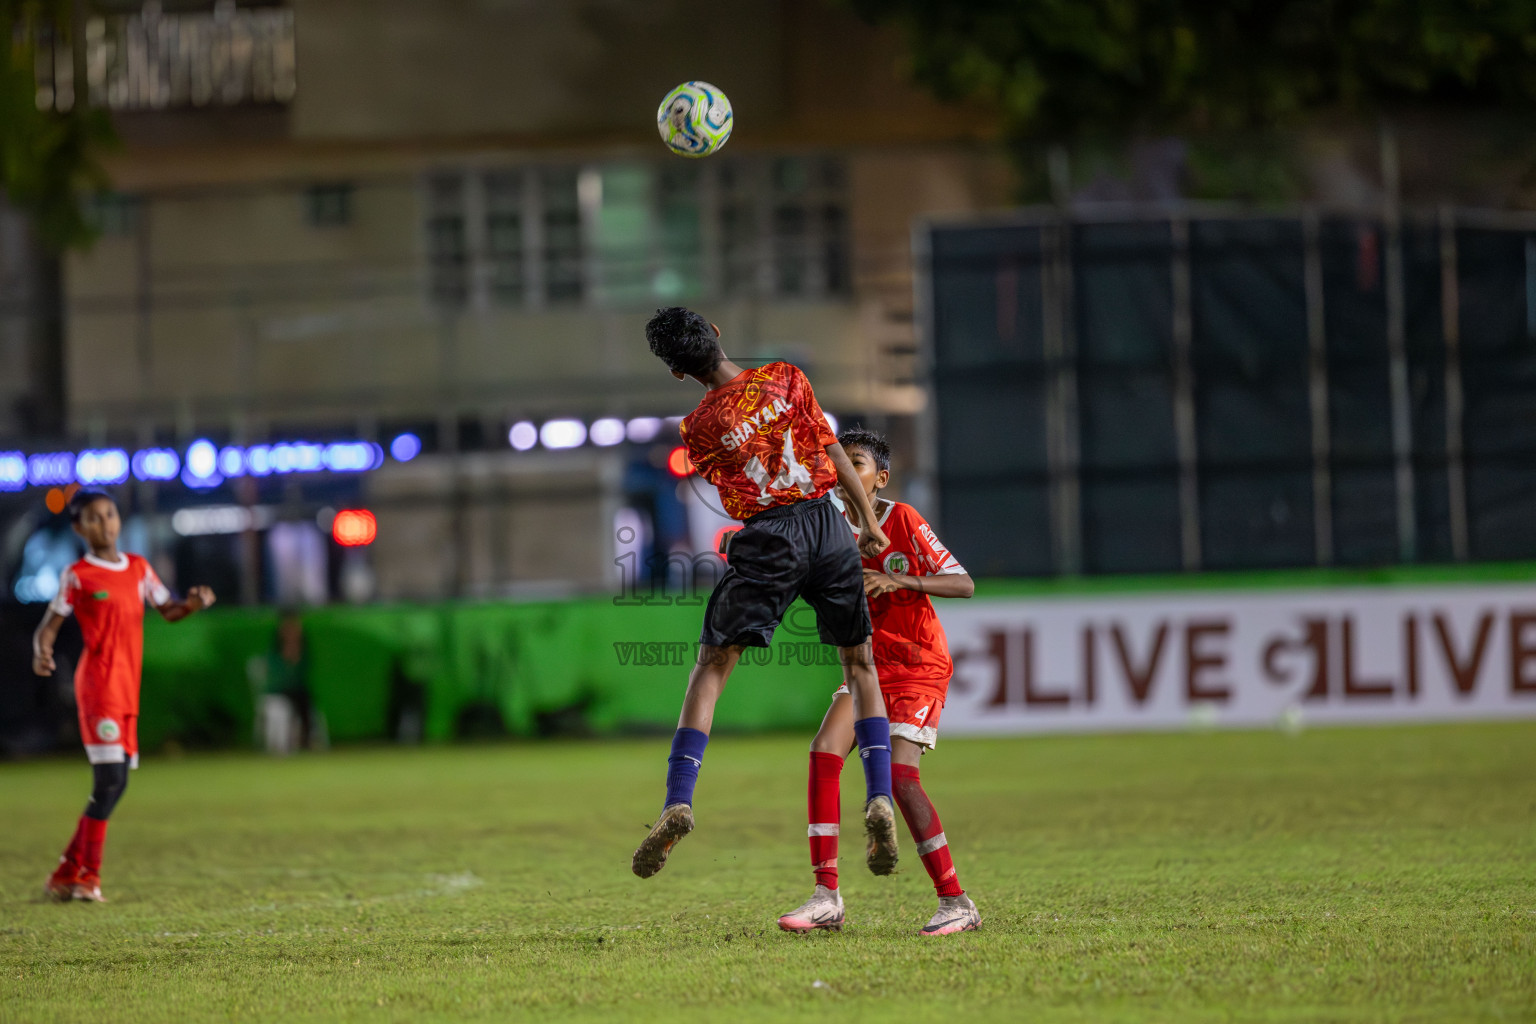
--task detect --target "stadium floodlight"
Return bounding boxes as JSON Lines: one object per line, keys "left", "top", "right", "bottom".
{"left": 509, "top": 421, "right": 538, "bottom": 451}
{"left": 76, "top": 449, "right": 130, "bottom": 486}
{"left": 390, "top": 433, "right": 422, "bottom": 462}
{"left": 131, "top": 448, "right": 180, "bottom": 481}
{"left": 540, "top": 419, "right": 587, "bottom": 450}
{"left": 0, "top": 452, "right": 25, "bottom": 491}
{"left": 185, "top": 440, "right": 218, "bottom": 479}
{"left": 269, "top": 444, "right": 298, "bottom": 473}
{"left": 218, "top": 447, "right": 246, "bottom": 478}
{"left": 321, "top": 442, "right": 375, "bottom": 472}
{"left": 246, "top": 445, "right": 272, "bottom": 476}
{"left": 625, "top": 417, "right": 662, "bottom": 443}
{"left": 27, "top": 452, "right": 76, "bottom": 487}
{"left": 590, "top": 418, "right": 625, "bottom": 446}
{"left": 182, "top": 440, "right": 222, "bottom": 489}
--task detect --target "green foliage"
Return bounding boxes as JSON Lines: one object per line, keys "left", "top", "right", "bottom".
{"left": 2, "top": 725, "right": 1533, "bottom": 1021}
{"left": 850, "top": 0, "right": 1536, "bottom": 139}
{"left": 849, "top": 0, "right": 1536, "bottom": 199}
{"left": 0, "top": 0, "right": 113, "bottom": 250}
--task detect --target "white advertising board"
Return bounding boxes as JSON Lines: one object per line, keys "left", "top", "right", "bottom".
{"left": 931, "top": 584, "right": 1536, "bottom": 734}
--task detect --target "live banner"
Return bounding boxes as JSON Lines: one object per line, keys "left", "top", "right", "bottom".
{"left": 929, "top": 584, "right": 1536, "bottom": 735}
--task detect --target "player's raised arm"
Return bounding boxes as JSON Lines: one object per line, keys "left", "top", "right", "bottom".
{"left": 32, "top": 609, "right": 66, "bottom": 676}
{"left": 826, "top": 442, "right": 889, "bottom": 558}
{"left": 156, "top": 585, "right": 216, "bottom": 623}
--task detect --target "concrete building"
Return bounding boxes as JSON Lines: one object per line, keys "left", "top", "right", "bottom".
{"left": 8, "top": 0, "right": 1010, "bottom": 603}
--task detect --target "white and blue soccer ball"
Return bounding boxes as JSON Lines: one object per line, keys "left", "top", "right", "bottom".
{"left": 657, "top": 81, "right": 733, "bottom": 158}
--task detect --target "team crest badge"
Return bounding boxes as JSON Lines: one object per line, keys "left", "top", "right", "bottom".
{"left": 96, "top": 718, "right": 121, "bottom": 742}
{"left": 883, "top": 551, "right": 911, "bottom": 575}
{"left": 93, "top": 590, "right": 110, "bottom": 600}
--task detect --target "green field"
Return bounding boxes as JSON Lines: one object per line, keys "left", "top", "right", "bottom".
{"left": 2, "top": 724, "right": 1533, "bottom": 1023}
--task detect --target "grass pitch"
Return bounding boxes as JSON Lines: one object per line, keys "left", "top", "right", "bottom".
{"left": 2, "top": 723, "right": 1533, "bottom": 1023}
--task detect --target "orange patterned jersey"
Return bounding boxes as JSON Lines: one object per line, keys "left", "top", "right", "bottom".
{"left": 681, "top": 362, "right": 839, "bottom": 521}
{"left": 50, "top": 553, "right": 170, "bottom": 720}
{"left": 847, "top": 500, "right": 967, "bottom": 694}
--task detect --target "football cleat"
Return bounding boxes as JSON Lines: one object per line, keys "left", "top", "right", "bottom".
{"left": 44, "top": 860, "right": 77, "bottom": 902}
{"left": 863, "top": 795, "right": 899, "bottom": 875}
{"left": 920, "top": 893, "right": 981, "bottom": 935}
{"left": 777, "top": 884, "right": 845, "bottom": 933}
{"left": 70, "top": 872, "right": 106, "bottom": 903}
{"left": 631, "top": 803, "right": 695, "bottom": 878}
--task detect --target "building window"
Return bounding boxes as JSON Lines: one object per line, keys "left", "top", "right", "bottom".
{"left": 85, "top": 192, "right": 141, "bottom": 237}
{"left": 304, "top": 184, "right": 353, "bottom": 228}
{"left": 542, "top": 168, "right": 585, "bottom": 305}
{"left": 483, "top": 171, "right": 524, "bottom": 305}
{"left": 426, "top": 175, "right": 468, "bottom": 307}
{"left": 423, "top": 155, "right": 849, "bottom": 310}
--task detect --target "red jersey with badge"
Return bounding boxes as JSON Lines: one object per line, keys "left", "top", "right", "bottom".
{"left": 50, "top": 553, "right": 170, "bottom": 722}
{"left": 846, "top": 501, "right": 966, "bottom": 697}
{"left": 681, "top": 362, "right": 839, "bottom": 521}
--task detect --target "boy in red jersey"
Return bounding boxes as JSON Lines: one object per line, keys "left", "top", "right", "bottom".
{"left": 32, "top": 490, "right": 215, "bottom": 902}
{"left": 631, "top": 307, "right": 901, "bottom": 881}
{"left": 777, "top": 428, "right": 981, "bottom": 935}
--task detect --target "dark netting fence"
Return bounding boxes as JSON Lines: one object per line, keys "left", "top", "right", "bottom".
{"left": 923, "top": 209, "right": 1536, "bottom": 576}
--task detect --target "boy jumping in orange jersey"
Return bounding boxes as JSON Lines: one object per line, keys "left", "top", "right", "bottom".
{"left": 33, "top": 490, "right": 214, "bottom": 902}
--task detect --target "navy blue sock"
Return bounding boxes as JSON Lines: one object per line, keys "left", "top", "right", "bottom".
{"left": 664, "top": 727, "right": 709, "bottom": 809}
{"left": 853, "top": 717, "right": 893, "bottom": 803}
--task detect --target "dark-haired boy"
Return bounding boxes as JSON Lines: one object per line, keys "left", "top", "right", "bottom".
{"left": 778, "top": 428, "right": 981, "bottom": 935}
{"left": 632, "top": 307, "right": 900, "bottom": 881}
{"left": 32, "top": 490, "right": 214, "bottom": 902}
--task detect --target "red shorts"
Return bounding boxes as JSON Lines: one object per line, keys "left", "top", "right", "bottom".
{"left": 833, "top": 685, "right": 944, "bottom": 749}
{"left": 79, "top": 710, "right": 139, "bottom": 769}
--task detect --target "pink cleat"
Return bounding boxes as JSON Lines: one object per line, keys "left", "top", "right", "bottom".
{"left": 777, "top": 885, "right": 845, "bottom": 933}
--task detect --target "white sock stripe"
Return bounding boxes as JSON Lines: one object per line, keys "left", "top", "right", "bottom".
{"left": 916, "top": 832, "right": 948, "bottom": 856}
{"left": 807, "top": 823, "right": 840, "bottom": 837}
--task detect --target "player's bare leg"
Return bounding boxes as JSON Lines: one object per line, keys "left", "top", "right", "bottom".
{"left": 633, "top": 644, "right": 742, "bottom": 878}
{"left": 841, "top": 641, "right": 898, "bottom": 875}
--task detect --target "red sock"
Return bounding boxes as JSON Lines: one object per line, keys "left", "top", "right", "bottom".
{"left": 808, "top": 752, "right": 843, "bottom": 890}
{"left": 79, "top": 817, "right": 109, "bottom": 878}
{"left": 891, "top": 763, "right": 963, "bottom": 898}
{"left": 57, "top": 817, "right": 89, "bottom": 873}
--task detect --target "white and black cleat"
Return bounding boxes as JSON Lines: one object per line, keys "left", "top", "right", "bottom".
{"left": 777, "top": 884, "right": 845, "bottom": 932}
{"left": 920, "top": 893, "right": 981, "bottom": 935}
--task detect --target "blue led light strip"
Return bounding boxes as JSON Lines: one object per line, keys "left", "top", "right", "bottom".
{"left": 0, "top": 440, "right": 385, "bottom": 492}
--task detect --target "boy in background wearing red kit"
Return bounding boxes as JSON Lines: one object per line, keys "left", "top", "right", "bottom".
{"left": 778, "top": 428, "right": 981, "bottom": 936}
{"left": 33, "top": 490, "right": 215, "bottom": 902}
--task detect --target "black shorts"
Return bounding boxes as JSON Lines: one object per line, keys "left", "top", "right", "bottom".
{"left": 700, "top": 495, "right": 872, "bottom": 649}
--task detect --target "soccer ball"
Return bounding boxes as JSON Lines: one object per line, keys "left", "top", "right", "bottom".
{"left": 657, "top": 82, "right": 733, "bottom": 158}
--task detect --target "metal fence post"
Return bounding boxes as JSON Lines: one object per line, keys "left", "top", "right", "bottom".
{"left": 1170, "top": 217, "right": 1202, "bottom": 571}
{"left": 1302, "top": 209, "right": 1334, "bottom": 566}
{"left": 1439, "top": 206, "right": 1470, "bottom": 561}
{"left": 1382, "top": 127, "right": 1419, "bottom": 562}
{"left": 1042, "top": 216, "right": 1082, "bottom": 575}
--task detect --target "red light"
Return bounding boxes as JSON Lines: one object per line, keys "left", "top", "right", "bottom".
{"left": 332, "top": 509, "right": 377, "bottom": 546}
{"left": 713, "top": 525, "right": 742, "bottom": 559}
{"left": 667, "top": 446, "right": 694, "bottom": 477}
